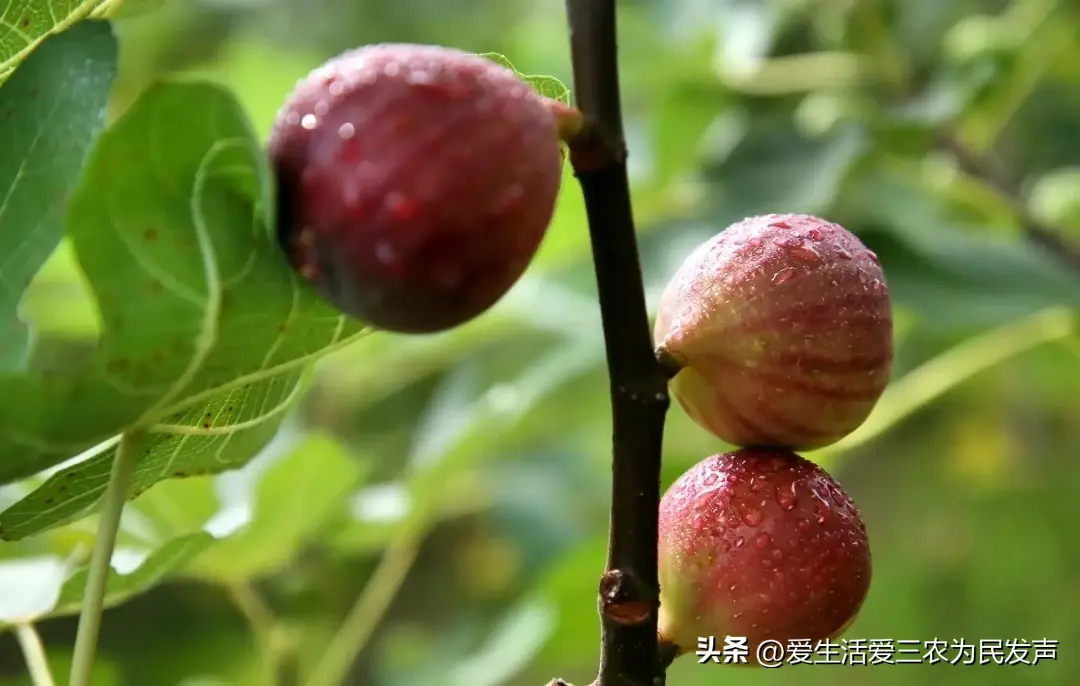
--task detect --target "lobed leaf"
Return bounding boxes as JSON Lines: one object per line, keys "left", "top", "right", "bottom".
{"left": 0, "top": 19, "right": 117, "bottom": 370}
{"left": 0, "top": 81, "right": 368, "bottom": 539}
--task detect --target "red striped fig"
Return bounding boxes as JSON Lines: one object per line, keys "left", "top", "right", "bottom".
{"left": 654, "top": 213, "right": 893, "bottom": 450}
{"left": 269, "top": 44, "right": 566, "bottom": 334}
{"left": 658, "top": 448, "right": 871, "bottom": 661}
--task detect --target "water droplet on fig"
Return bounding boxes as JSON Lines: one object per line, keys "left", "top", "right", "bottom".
{"left": 748, "top": 238, "right": 763, "bottom": 247}
{"left": 769, "top": 220, "right": 791, "bottom": 229}
{"left": 743, "top": 509, "right": 763, "bottom": 527}
{"left": 728, "top": 583, "right": 738, "bottom": 592}
{"left": 835, "top": 247, "right": 852, "bottom": 260}
{"left": 375, "top": 240, "right": 398, "bottom": 265}
{"left": 865, "top": 250, "right": 880, "bottom": 264}
{"left": 773, "top": 267, "right": 796, "bottom": 284}
{"left": 384, "top": 191, "right": 418, "bottom": 220}
{"left": 734, "top": 536, "right": 745, "bottom": 548}
{"left": 777, "top": 483, "right": 797, "bottom": 510}
{"left": 285, "top": 112, "right": 300, "bottom": 126}
{"left": 338, "top": 122, "right": 355, "bottom": 140}
{"left": 788, "top": 245, "right": 820, "bottom": 263}
{"left": 750, "top": 478, "right": 766, "bottom": 492}
{"left": 806, "top": 228, "right": 823, "bottom": 241}
{"left": 314, "top": 100, "right": 330, "bottom": 116}
{"left": 754, "top": 531, "right": 771, "bottom": 549}
{"left": 301, "top": 113, "right": 317, "bottom": 129}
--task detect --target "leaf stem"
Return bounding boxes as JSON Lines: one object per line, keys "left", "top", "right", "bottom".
{"left": 15, "top": 622, "right": 55, "bottom": 686}
{"left": 69, "top": 430, "right": 144, "bottom": 686}
{"left": 227, "top": 583, "right": 286, "bottom": 685}
{"left": 562, "top": 1, "right": 671, "bottom": 685}
{"left": 304, "top": 524, "right": 424, "bottom": 686}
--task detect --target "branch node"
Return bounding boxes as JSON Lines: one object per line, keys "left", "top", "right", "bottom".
{"left": 598, "top": 569, "right": 654, "bottom": 627}
{"left": 567, "top": 119, "right": 627, "bottom": 172}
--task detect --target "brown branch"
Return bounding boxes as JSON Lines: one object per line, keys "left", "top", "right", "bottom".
{"left": 936, "top": 132, "right": 1080, "bottom": 273}
{"left": 561, "top": 1, "right": 671, "bottom": 686}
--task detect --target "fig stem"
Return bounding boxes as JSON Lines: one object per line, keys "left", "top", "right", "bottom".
{"left": 15, "top": 622, "right": 55, "bottom": 686}
{"left": 69, "top": 430, "right": 146, "bottom": 686}
{"left": 563, "top": 1, "right": 671, "bottom": 685}
{"left": 936, "top": 132, "right": 1080, "bottom": 273}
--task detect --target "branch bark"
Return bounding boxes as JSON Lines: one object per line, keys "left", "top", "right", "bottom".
{"left": 562, "top": 1, "right": 671, "bottom": 685}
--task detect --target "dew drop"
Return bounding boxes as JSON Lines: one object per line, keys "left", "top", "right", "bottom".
{"left": 769, "top": 220, "right": 791, "bottom": 229}
{"left": 754, "top": 531, "right": 772, "bottom": 549}
{"left": 743, "top": 509, "right": 763, "bottom": 527}
{"left": 835, "top": 247, "right": 852, "bottom": 260}
{"left": 314, "top": 100, "right": 330, "bottom": 116}
{"left": 748, "top": 237, "right": 763, "bottom": 247}
{"left": 300, "top": 113, "right": 317, "bottom": 129}
{"left": 750, "top": 478, "right": 766, "bottom": 492}
{"left": 773, "top": 267, "right": 797, "bottom": 284}
{"left": 338, "top": 122, "right": 356, "bottom": 140}
{"left": 374, "top": 240, "right": 397, "bottom": 265}
{"left": 734, "top": 536, "right": 745, "bottom": 548}
{"left": 865, "top": 250, "right": 880, "bottom": 265}
{"left": 788, "top": 245, "right": 820, "bottom": 264}
{"left": 805, "top": 228, "right": 824, "bottom": 241}
{"left": 328, "top": 81, "right": 345, "bottom": 97}
{"left": 728, "top": 583, "right": 738, "bottom": 592}
{"left": 285, "top": 112, "right": 300, "bottom": 126}
{"left": 384, "top": 192, "right": 418, "bottom": 220}
{"left": 777, "top": 489, "right": 796, "bottom": 511}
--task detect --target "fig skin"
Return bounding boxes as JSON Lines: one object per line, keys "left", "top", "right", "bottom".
{"left": 658, "top": 448, "right": 871, "bottom": 663}
{"left": 654, "top": 213, "right": 893, "bottom": 450}
{"left": 268, "top": 44, "right": 564, "bottom": 334}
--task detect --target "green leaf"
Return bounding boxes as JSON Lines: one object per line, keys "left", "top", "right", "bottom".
{"left": 188, "top": 431, "right": 365, "bottom": 582}
{"left": 477, "top": 52, "right": 571, "bottom": 104}
{"left": 0, "top": 81, "right": 368, "bottom": 539}
{"left": 50, "top": 532, "right": 214, "bottom": 616}
{"left": 0, "top": 20, "right": 117, "bottom": 370}
{"left": 0, "top": 3, "right": 115, "bottom": 83}
{"left": 0, "top": 532, "right": 212, "bottom": 622}
{"left": 0, "top": 371, "right": 310, "bottom": 539}
{"left": 699, "top": 113, "right": 869, "bottom": 227}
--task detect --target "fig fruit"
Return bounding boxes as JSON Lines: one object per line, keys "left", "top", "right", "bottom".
{"left": 269, "top": 44, "right": 564, "bottom": 334}
{"left": 658, "top": 448, "right": 871, "bottom": 661}
{"left": 654, "top": 213, "right": 893, "bottom": 450}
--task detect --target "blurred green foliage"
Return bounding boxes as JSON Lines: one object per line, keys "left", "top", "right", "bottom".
{"left": 1, "top": 0, "right": 1079, "bottom": 685}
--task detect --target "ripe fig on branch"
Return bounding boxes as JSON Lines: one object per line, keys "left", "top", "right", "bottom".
{"left": 657, "top": 448, "right": 871, "bottom": 662}
{"left": 654, "top": 213, "right": 893, "bottom": 450}
{"left": 269, "top": 44, "right": 567, "bottom": 334}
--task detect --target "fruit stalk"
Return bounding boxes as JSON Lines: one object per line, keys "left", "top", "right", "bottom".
{"left": 563, "top": 2, "right": 671, "bottom": 685}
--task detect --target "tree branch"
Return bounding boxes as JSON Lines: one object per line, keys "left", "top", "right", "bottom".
{"left": 936, "top": 132, "right": 1080, "bottom": 273}
{"left": 562, "top": 2, "right": 671, "bottom": 685}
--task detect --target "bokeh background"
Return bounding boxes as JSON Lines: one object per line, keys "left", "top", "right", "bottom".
{"left": 2, "top": 0, "right": 1079, "bottom": 684}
